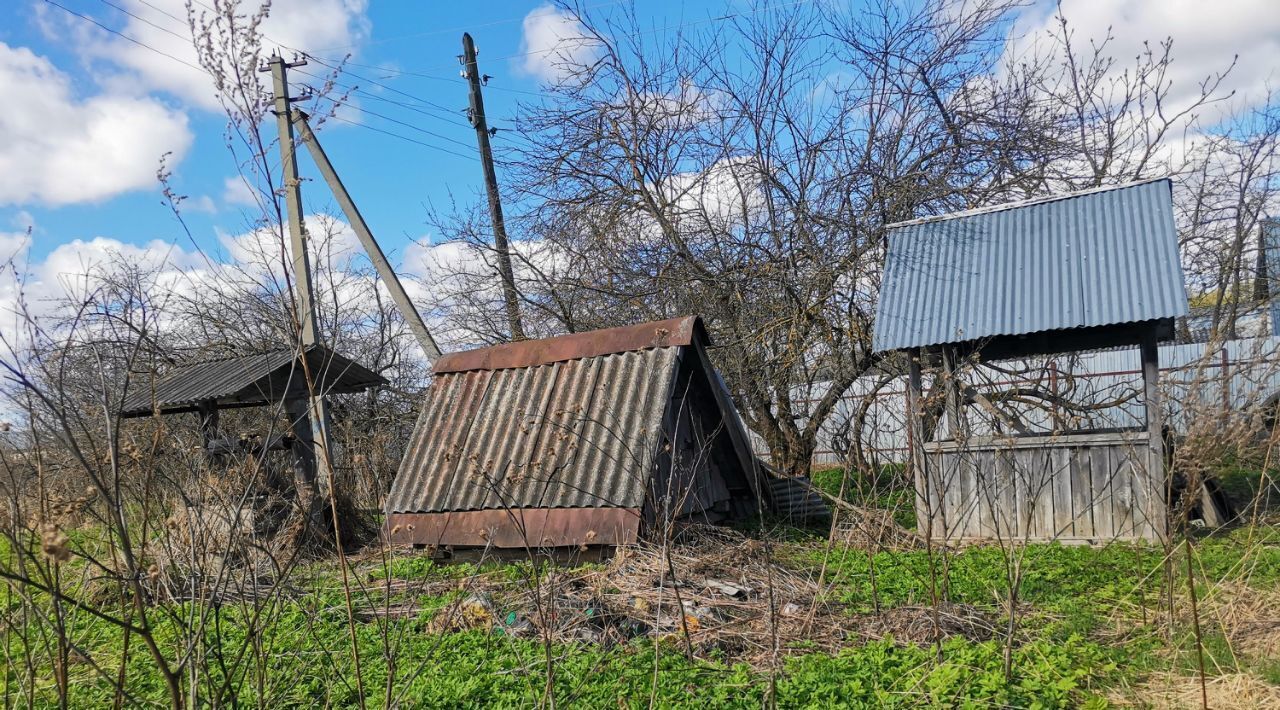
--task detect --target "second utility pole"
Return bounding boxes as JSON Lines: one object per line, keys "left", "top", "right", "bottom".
{"left": 462, "top": 32, "right": 525, "bottom": 340}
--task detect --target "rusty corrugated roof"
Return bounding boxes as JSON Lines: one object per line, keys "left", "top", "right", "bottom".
{"left": 385, "top": 345, "right": 680, "bottom": 513}
{"left": 120, "top": 344, "right": 386, "bottom": 417}
{"left": 433, "top": 316, "right": 703, "bottom": 373}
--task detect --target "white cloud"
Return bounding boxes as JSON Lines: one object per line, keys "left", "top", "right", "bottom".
{"left": 0, "top": 214, "right": 369, "bottom": 339}
{"left": 0, "top": 43, "right": 192, "bottom": 207}
{"left": 517, "top": 3, "right": 602, "bottom": 84}
{"left": 187, "top": 195, "right": 217, "bottom": 214}
{"left": 0, "top": 233, "right": 204, "bottom": 356}
{"left": 9, "top": 211, "right": 35, "bottom": 230}
{"left": 222, "top": 176, "right": 259, "bottom": 208}
{"left": 71, "top": 0, "right": 371, "bottom": 111}
{"left": 1009, "top": 0, "right": 1280, "bottom": 117}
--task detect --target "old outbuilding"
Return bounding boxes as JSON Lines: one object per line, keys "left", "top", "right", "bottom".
{"left": 874, "top": 178, "right": 1223, "bottom": 543}
{"left": 120, "top": 344, "right": 385, "bottom": 466}
{"left": 383, "top": 316, "right": 779, "bottom": 554}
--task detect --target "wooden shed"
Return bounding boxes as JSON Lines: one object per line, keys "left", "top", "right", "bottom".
{"left": 383, "top": 316, "right": 787, "bottom": 554}
{"left": 873, "top": 179, "right": 1218, "bottom": 543}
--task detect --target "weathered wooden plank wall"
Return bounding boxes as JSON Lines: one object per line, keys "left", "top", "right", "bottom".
{"left": 920, "top": 432, "right": 1166, "bottom": 542}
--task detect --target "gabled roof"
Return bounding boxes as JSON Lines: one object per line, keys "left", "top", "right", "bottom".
{"left": 873, "top": 178, "right": 1189, "bottom": 353}
{"left": 385, "top": 316, "right": 760, "bottom": 519}
{"left": 120, "top": 344, "right": 386, "bottom": 417}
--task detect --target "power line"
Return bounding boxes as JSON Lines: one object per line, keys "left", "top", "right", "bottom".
{"left": 46, "top": 1, "right": 478, "bottom": 164}
{"left": 375, "top": 0, "right": 815, "bottom": 76}
{"left": 307, "top": 57, "right": 549, "bottom": 99}
{"left": 94, "top": 0, "right": 188, "bottom": 42}
{"left": 304, "top": 55, "right": 464, "bottom": 120}
{"left": 342, "top": 104, "right": 476, "bottom": 152}
{"left": 291, "top": 66, "right": 471, "bottom": 128}
{"left": 42, "top": 0, "right": 205, "bottom": 73}
{"left": 324, "top": 115, "right": 477, "bottom": 161}
{"left": 132, "top": 0, "right": 185, "bottom": 25}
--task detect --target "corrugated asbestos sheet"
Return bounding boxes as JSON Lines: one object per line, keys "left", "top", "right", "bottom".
{"left": 873, "top": 179, "right": 1189, "bottom": 353}
{"left": 768, "top": 476, "right": 830, "bottom": 520}
{"left": 120, "top": 344, "right": 385, "bottom": 417}
{"left": 385, "top": 346, "right": 680, "bottom": 513}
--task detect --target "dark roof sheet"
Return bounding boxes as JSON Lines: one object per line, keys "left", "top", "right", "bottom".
{"left": 120, "top": 344, "right": 386, "bottom": 417}
{"left": 873, "top": 178, "right": 1189, "bottom": 352}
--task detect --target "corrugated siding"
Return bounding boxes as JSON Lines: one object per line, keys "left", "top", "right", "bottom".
{"left": 874, "top": 179, "right": 1189, "bottom": 352}
{"left": 768, "top": 476, "right": 830, "bottom": 519}
{"left": 385, "top": 347, "right": 680, "bottom": 513}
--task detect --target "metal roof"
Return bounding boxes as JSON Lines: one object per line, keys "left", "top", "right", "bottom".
{"left": 385, "top": 315, "right": 768, "bottom": 520}
{"left": 385, "top": 346, "right": 679, "bottom": 514}
{"left": 873, "top": 178, "right": 1189, "bottom": 353}
{"left": 120, "top": 344, "right": 386, "bottom": 417}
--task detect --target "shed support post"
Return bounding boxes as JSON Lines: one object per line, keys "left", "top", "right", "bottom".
{"left": 941, "top": 345, "right": 967, "bottom": 441}
{"left": 285, "top": 398, "right": 324, "bottom": 527}
{"left": 1141, "top": 334, "right": 1168, "bottom": 542}
{"left": 197, "top": 402, "right": 220, "bottom": 463}
{"left": 907, "top": 350, "right": 933, "bottom": 537}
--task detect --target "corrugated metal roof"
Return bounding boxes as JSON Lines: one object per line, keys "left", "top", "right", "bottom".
{"left": 385, "top": 346, "right": 679, "bottom": 513}
{"left": 120, "top": 344, "right": 386, "bottom": 417}
{"left": 873, "top": 178, "right": 1189, "bottom": 353}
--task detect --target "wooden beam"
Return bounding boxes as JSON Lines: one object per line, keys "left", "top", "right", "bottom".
{"left": 941, "top": 345, "right": 967, "bottom": 441}
{"left": 940, "top": 319, "right": 1176, "bottom": 362}
{"left": 907, "top": 349, "right": 933, "bottom": 537}
{"left": 1140, "top": 333, "right": 1168, "bottom": 542}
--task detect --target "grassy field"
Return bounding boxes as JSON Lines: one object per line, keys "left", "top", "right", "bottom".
{"left": 3, "top": 469, "right": 1279, "bottom": 708}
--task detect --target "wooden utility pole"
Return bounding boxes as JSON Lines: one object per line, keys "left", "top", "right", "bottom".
{"left": 294, "top": 110, "right": 443, "bottom": 361}
{"left": 461, "top": 32, "right": 525, "bottom": 340}
{"left": 262, "top": 53, "right": 335, "bottom": 500}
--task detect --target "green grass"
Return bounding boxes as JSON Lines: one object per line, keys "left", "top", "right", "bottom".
{"left": 4, "top": 464, "right": 1279, "bottom": 707}
{"left": 1, "top": 605, "right": 1118, "bottom": 708}
{"left": 808, "top": 466, "right": 917, "bottom": 529}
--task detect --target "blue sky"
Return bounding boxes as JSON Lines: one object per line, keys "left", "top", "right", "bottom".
{"left": 2, "top": 1, "right": 735, "bottom": 267}
{"left": 1, "top": 0, "right": 1278, "bottom": 309}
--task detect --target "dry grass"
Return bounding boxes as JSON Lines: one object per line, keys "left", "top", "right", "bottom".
{"left": 1113, "top": 671, "right": 1280, "bottom": 709}
{"left": 389, "top": 526, "right": 994, "bottom": 668}
{"left": 1193, "top": 581, "right": 1280, "bottom": 660}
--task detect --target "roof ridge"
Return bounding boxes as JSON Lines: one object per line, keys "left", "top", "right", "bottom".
{"left": 886, "top": 177, "right": 1171, "bottom": 229}
{"left": 433, "top": 316, "right": 704, "bottom": 373}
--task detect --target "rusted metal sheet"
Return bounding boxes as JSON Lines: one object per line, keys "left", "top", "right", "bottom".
{"left": 120, "top": 344, "right": 386, "bottom": 417}
{"left": 386, "top": 508, "right": 641, "bottom": 548}
{"left": 385, "top": 347, "right": 679, "bottom": 513}
{"left": 433, "top": 316, "right": 703, "bottom": 373}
